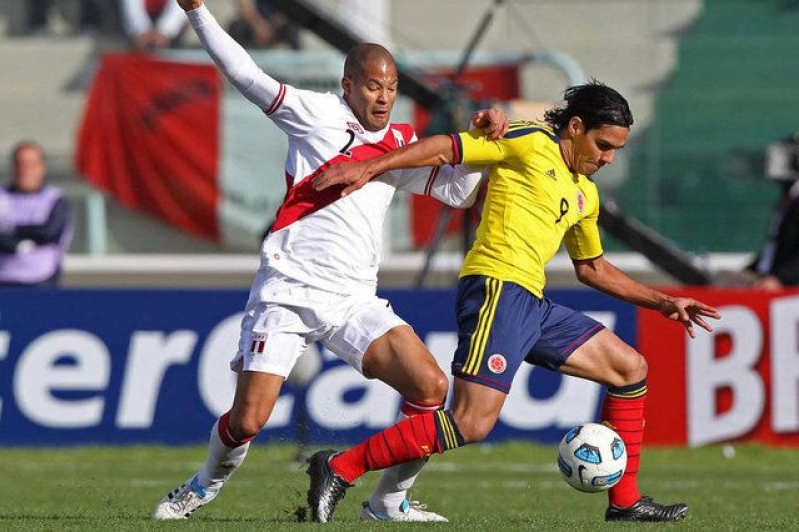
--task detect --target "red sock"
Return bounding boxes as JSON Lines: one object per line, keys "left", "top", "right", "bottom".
{"left": 330, "top": 411, "right": 442, "bottom": 483}
{"left": 400, "top": 398, "right": 443, "bottom": 417}
{"left": 218, "top": 411, "right": 254, "bottom": 448}
{"left": 602, "top": 381, "right": 646, "bottom": 508}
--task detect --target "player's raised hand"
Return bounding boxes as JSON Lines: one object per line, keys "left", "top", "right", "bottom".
{"left": 176, "top": 0, "right": 203, "bottom": 11}
{"left": 312, "top": 160, "right": 376, "bottom": 196}
{"left": 472, "top": 108, "right": 509, "bottom": 140}
{"left": 660, "top": 297, "right": 721, "bottom": 339}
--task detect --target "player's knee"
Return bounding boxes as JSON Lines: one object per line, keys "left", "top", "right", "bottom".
{"left": 452, "top": 412, "right": 494, "bottom": 444}
{"left": 227, "top": 411, "right": 263, "bottom": 441}
{"left": 424, "top": 371, "right": 449, "bottom": 402}
{"left": 458, "top": 419, "right": 493, "bottom": 444}
{"left": 617, "top": 351, "right": 648, "bottom": 385}
{"left": 402, "top": 366, "right": 448, "bottom": 404}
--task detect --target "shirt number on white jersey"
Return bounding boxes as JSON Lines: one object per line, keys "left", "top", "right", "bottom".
{"left": 339, "top": 129, "right": 356, "bottom": 157}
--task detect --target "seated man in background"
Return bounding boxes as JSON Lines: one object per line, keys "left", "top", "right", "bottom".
{"left": 745, "top": 177, "right": 799, "bottom": 289}
{"left": 228, "top": 0, "right": 301, "bottom": 50}
{"left": 0, "top": 141, "right": 73, "bottom": 287}
{"left": 119, "top": 0, "right": 187, "bottom": 50}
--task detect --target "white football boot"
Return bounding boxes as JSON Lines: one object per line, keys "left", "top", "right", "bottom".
{"left": 361, "top": 499, "right": 449, "bottom": 522}
{"left": 153, "top": 475, "right": 219, "bottom": 519}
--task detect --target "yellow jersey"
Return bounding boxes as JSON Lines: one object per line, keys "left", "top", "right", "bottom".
{"left": 454, "top": 121, "right": 603, "bottom": 298}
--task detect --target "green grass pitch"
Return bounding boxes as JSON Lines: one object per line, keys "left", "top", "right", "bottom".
{"left": 0, "top": 442, "right": 796, "bottom": 530}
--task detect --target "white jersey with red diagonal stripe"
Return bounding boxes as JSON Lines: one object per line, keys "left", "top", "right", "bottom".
{"left": 189, "top": 5, "right": 484, "bottom": 296}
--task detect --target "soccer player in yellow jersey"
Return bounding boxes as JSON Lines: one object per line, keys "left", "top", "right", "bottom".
{"left": 307, "top": 81, "right": 722, "bottom": 523}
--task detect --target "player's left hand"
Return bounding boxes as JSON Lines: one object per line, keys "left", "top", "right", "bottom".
{"left": 472, "top": 108, "right": 509, "bottom": 140}
{"left": 660, "top": 297, "right": 721, "bottom": 339}
{"left": 312, "top": 160, "right": 375, "bottom": 196}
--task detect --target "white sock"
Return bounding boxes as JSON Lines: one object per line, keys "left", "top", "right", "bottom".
{"left": 196, "top": 418, "right": 250, "bottom": 494}
{"left": 367, "top": 411, "right": 427, "bottom": 514}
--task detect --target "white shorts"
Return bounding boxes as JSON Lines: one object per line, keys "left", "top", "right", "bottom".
{"left": 230, "top": 268, "right": 407, "bottom": 378}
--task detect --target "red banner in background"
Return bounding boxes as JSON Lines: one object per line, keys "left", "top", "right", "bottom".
{"left": 411, "top": 64, "right": 521, "bottom": 248}
{"left": 75, "top": 53, "right": 222, "bottom": 240}
{"left": 641, "top": 288, "right": 799, "bottom": 447}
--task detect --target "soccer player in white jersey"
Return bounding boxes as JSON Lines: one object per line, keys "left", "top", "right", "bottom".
{"left": 154, "top": 0, "right": 509, "bottom": 523}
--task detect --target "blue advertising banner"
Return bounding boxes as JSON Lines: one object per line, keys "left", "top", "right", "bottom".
{"left": 0, "top": 288, "right": 635, "bottom": 446}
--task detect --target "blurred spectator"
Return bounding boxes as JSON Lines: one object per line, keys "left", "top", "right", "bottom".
{"left": 0, "top": 142, "right": 72, "bottom": 287}
{"left": 745, "top": 178, "right": 799, "bottom": 289}
{"left": 228, "top": 0, "right": 301, "bottom": 50}
{"left": 25, "top": 0, "right": 103, "bottom": 36}
{"left": 119, "top": 0, "right": 188, "bottom": 50}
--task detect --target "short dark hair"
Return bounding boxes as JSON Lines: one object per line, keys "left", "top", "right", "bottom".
{"left": 544, "top": 80, "right": 633, "bottom": 133}
{"left": 343, "top": 43, "right": 395, "bottom": 80}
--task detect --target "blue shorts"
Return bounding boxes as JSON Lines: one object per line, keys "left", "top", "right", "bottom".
{"left": 452, "top": 275, "right": 604, "bottom": 393}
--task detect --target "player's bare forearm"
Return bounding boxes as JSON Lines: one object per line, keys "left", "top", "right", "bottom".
{"left": 312, "top": 109, "right": 504, "bottom": 195}
{"left": 371, "top": 134, "right": 455, "bottom": 172}
{"left": 312, "top": 134, "right": 455, "bottom": 195}
{"left": 574, "top": 257, "right": 664, "bottom": 309}
{"left": 177, "top": 0, "right": 203, "bottom": 11}
{"left": 573, "top": 257, "right": 721, "bottom": 338}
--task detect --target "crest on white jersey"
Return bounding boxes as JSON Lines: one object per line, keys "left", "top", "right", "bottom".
{"left": 392, "top": 128, "right": 405, "bottom": 148}
{"left": 347, "top": 122, "right": 364, "bottom": 134}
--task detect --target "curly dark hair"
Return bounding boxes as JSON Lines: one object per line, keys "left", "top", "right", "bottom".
{"left": 544, "top": 80, "right": 633, "bottom": 133}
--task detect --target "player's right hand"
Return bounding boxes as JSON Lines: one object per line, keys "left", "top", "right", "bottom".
{"left": 177, "top": 0, "right": 203, "bottom": 11}
{"left": 312, "top": 160, "right": 375, "bottom": 196}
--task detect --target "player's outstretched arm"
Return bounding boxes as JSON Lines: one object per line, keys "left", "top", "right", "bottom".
{"left": 574, "top": 256, "right": 721, "bottom": 338}
{"left": 312, "top": 110, "right": 505, "bottom": 197}
{"left": 177, "top": 0, "right": 281, "bottom": 110}
{"left": 313, "top": 134, "right": 456, "bottom": 196}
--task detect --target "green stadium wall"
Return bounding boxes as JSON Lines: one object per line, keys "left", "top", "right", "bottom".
{"left": 612, "top": 0, "right": 799, "bottom": 252}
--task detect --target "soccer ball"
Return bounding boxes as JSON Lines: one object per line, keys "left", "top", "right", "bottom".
{"left": 557, "top": 423, "right": 627, "bottom": 493}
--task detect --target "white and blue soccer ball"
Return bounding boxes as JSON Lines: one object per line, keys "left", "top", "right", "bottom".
{"left": 557, "top": 423, "right": 627, "bottom": 493}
